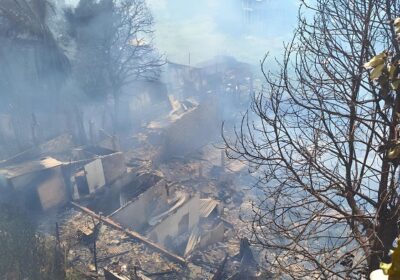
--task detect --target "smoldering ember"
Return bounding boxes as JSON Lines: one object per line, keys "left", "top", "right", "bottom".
{"left": 2, "top": 0, "right": 400, "bottom": 280}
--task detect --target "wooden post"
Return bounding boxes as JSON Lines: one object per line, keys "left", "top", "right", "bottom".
{"left": 31, "top": 113, "right": 38, "bottom": 145}
{"left": 89, "top": 120, "right": 95, "bottom": 145}
{"left": 93, "top": 238, "right": 98, "bottom": 273}
{"left": 56, "top": 222, "right": 60, "bottom": 245}
{"left": 220, "top": 150, "right": 225, "bottom": 170}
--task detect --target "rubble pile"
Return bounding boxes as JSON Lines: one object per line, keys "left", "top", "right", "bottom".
{"left": 59, "top": 209, "right": 208, "bottom": 279}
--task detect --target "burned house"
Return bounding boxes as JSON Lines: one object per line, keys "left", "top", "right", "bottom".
{"left": 163, "top": 61, "right": 206, "bottom": 101}
{"left": 0, "top": 157, "right": 69, "bottom": 211}
{"left": 161, "top": 97, "right": 220, "bottom": 160}
{"left": 146, "top": 193, "right": 201, "bottom": 251}
{"left": 0, "top": 139, "right": 127, "bottom": 213}
{"left": 17, "top": 134, "right": 270, "bottom": 279}
{"left": 162, "top": 57, "right": 254, "bottom": 103}
{"left": 147, "top": 96, "right": 221, "bottom": 162}
{"left": 70, "top": 146, "right": 127, "bottom": 200}
{"left": 198, "top": 56, "right": 255, "bottom": 109}
{"left": 109, "top": 173, "right": 224, "bottom": 257}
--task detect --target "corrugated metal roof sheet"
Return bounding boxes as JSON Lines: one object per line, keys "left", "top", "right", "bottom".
{"left": 199, "top": 198, "right": 218, "bottom": 218}
{"left": 184, "top": 226, "right": 201, "bottom": 256}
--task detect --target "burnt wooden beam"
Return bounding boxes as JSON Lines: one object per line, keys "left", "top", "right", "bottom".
{"left": 70, "top": 202, "right": 187, "bottom": 266}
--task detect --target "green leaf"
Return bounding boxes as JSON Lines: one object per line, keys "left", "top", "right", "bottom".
{"left": 388, "top": 63, "right": 396, "bottom": 79}
{"left": 371, "top": 63, "right": 385, "bottom": 80}
{"left": 381, "top": 262, "right": 392, "bottom": 275}
{"left": 391, "top": 80, "right": 400, "bottom": 90}
{"left": 380, "top": 239, "right": 400, "bottom": 280}
{"left": 388, "top": 146, "right": 400, "bottom": 160}
{"left": 364, "top": 52, "right": 387, "bottom": 69}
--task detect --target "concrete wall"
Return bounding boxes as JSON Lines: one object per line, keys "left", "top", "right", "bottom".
{"left": 110, "top": 179, "right": 168, "bottom": 232}
{"left": 36, "top": 167, "right": 68, "bottom": 210}
{"left": 101, "top": 152, "right": 126, "bottom": 184}
{"left": 159, "top": 97, "right": 221, "bottom": 161}
{"left": 199, "top": 221, "right": 225, "bottom": 248}
{"left": 10, "top": 166, "right": 68, "bottom": 211}
{"left": 148, "top": 194, "right": 200, "bottom": 246}
{"left": 111, "top": 193, "right": 147, "bottom": 230}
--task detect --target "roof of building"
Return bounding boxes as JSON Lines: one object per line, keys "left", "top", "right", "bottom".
{"left": 166, "top": 60, "right": 202, "bottom": 70}
{"left": 0, "top": 156, "right": 63, "bottom": 179}
{"left": 147, "top": 98, "right": 198, "bottom": 130}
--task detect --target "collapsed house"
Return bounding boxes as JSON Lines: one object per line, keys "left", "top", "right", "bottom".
{"left": 163, "top": 61, "right": 205, "bottom": 100}
{"left": 109, "top": 173, "right": 225, "bottom": 257}
{"left": 60, "top": 207, "right": 213, "bottom": 279}
{"left": 136, "top": 56, "right": 255, "bottom": 164}
{"left": 69, "top": 146, "right": 126, "bottom": 199}
{"left": 0, "top": 138, "right": 127, "bottom": 213}
{"left": 146, "top": 96, "right": 221, "bottom": 162}
{"left": 162, "top": 56, "right": 254, "bottom": 105}
{"left": 0, "top": 156, "right": 69, "bottom": 211}
{"left": 0, "top": 133, "right": 269, "bottom": 278}
{"left": 0, "top": 133, "right": 228, "bottom": 261}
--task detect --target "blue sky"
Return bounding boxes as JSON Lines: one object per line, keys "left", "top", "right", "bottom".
{"left": 147, "top": 0, "right": 300, "bottom": 65}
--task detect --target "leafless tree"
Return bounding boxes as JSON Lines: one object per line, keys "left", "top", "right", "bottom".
{"left": 66, "top": 0, "right": 164, "bottom": 108}
{"left": 224, "top": 0, "right": 400, "bottom": 278}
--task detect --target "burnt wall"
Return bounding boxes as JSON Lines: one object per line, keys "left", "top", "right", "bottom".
{"left": 158, "top": 96, "right": 221, "bottom": 161}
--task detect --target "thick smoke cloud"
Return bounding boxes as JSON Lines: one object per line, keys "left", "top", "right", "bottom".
{"left": 147, "top": 0, "right": 299, "bottom": 65}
